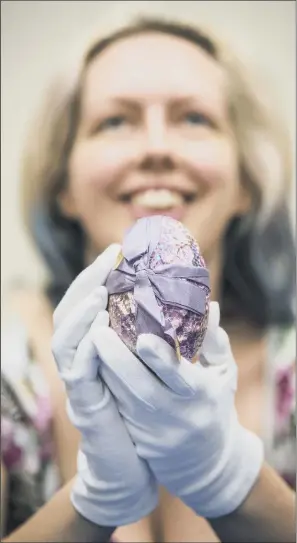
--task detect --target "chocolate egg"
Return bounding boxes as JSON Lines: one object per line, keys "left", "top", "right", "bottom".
{"left": 106, "top": 216, "right": 210, "bottom": 362}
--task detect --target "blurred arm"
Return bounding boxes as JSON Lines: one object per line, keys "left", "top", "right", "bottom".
{"left": 209, "top": 463, "right": 295, "bottom": 542}
{"left": 3, "top": 478, "right": 115, "bottom": 543}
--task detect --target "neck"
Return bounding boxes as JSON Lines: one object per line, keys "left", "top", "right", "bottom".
{"left": 85, "top": 240, "right": 100, "bottom": 267}
{"left": 205, "top": 247, "right": 267, "bottom": 387}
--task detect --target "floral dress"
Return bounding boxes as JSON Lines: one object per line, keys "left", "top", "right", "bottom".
{"left": 1, "top": 317, "right": 60, "bottom": 536}
{"left": 0, "top": 317, "right": 295, "bottom": 537}
{"left": 265, "top": 326, "right": 296, "bottom": 489}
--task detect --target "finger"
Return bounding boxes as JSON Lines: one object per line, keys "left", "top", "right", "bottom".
{"left": 61, "top": 310, "right": 110, "bottom": 385}
{"left": 53, "top": 244, "right": 121, "bottom": 328}
{"left": 91, "top": 326, "right": 163, "bottom": 411}
{"left": 200, "top": 302, "right": 234, "bottom": 366}
{"left": 200, "top": 338, "right": 233, "bottom": 367}
{"left": 202, "top": 301, "right": 220, "bottom": 344}
{"left": 63, "top": 312, "right": 113, "bottom": 415}
{"left": 137, "top": 334, "right": 197, "bottom": 397}
{"left": 52, "top": 287, "right": 107, "bottom": 371}
{"left": 65, "top": 380, "right": 115, "bottom": 434}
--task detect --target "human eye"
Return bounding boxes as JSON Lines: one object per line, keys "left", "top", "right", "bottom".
{"left": 182, "top": 111, "right": 213, "bottom": 127}
{"left": 97, "top": 115, "right": 128, "bottom": 131}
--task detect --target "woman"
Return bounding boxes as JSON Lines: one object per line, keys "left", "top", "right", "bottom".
{"left": 1, "top": 14, "right": 295, "bottom": 542}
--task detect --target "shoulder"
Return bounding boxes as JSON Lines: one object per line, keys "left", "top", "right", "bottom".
{"left": 268, "top": 326, "right": 295, "bottom": 365}
{"left": 1, "top": 286, "right": 54, "bottom": 460}
{"left": 2, "top": 285, "right": 52, "bottom": 372}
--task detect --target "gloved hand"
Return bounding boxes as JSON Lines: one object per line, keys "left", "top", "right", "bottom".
{"left": 93, "top": 301, "right": 264, "bottom": 519}
{"left": 51, "top": 244, "right": 158, "bottom": 527}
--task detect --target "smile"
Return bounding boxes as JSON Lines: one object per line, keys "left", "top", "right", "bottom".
{"left": 117, "top": 188, "right": 198, "bottom": 220}
{"left": 119, "top": 188, "right": 196, "bottom": 206}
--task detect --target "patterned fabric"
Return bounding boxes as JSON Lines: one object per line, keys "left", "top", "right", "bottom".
{"left": 0, "top": 318, "right": 295, "bottom": 536}
{"left": 1, "top": 318, "right": 60, "bottom": 536}
{"left": 266, "top": 327, "right": 296, "bottom": 489}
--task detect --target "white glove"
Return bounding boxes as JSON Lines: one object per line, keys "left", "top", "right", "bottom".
{"left": 51, "top": 245, "right": 158, "bottom": 526}
{"left": 92, "top": 301, "right": 264, "bottom": 519}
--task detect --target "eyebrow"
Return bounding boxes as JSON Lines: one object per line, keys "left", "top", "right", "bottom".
{"left": 81, "top": 91, "right": 227, "bottom": 132}
{"left": 99, "top": 94, "right": 215, "bottom": 106}
{"left": 96, "top": 94, "right": 223, "bottom": 110}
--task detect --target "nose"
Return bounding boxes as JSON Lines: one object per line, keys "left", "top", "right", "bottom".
{"left": 139, "top": 106, "right": 176, "bottom": 171}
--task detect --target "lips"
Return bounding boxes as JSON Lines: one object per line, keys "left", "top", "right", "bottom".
{"left": 132, "top": 189, "right": 184, "bottom": 208}
{"left": 117, "top": 187, "right": 197, "bottom": 220}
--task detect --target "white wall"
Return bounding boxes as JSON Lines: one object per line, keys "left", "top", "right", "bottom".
{"left": 1, "top": 0, "right": 295, "bottom": 296}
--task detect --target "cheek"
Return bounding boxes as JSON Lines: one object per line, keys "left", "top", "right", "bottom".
{"left": 182, "top": 136, "right": 239, "bottom": 190}
{"left": 182, "top": 137, "right": 241, "bottom": 254}
{"left": 68, "top": 139, "right": 137, "bottom": 195}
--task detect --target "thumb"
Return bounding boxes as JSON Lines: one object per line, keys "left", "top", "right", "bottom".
{"left": 200, "top": 302, "right": 233, "bottom": 365}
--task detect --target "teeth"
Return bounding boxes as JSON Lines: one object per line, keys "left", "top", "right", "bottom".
{"left": 131, "top": 189, "right": 184, "bottom": 209}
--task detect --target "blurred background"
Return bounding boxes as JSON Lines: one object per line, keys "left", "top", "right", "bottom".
{"left": 1, "top": 0, "right": 296, "bottom": 300}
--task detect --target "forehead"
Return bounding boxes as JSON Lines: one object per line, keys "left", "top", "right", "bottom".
{"left": 81, "top": 32, "right": 227, "bottom": 111}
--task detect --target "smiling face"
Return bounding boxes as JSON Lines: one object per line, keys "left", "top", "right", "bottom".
{"left": 62, "top": 31, "right": 249, "bottom": 260}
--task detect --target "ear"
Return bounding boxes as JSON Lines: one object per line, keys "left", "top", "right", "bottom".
{"left": 57, "top": 188, "right": 79, "bottom": 219}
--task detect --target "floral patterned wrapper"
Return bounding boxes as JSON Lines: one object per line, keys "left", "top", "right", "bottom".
{"left": 106, "top": 216, "right": 210, "bottom": 361}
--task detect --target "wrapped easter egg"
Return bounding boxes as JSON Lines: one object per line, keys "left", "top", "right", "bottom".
{"left": 106, "top": 216, "right": 210, "bottom": 362}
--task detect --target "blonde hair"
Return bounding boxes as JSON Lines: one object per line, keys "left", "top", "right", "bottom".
{"left": 20, "top": 12, "right": 295, "bottom": 325}
{"left": 21, "top": 15, "right": 292, "bottom": 228}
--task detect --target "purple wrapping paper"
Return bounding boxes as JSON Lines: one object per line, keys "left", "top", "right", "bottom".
{"left": 106, "top": 216, "right": 210, "bottom": 361}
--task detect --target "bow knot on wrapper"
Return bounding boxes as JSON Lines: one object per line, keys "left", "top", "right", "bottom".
{"left": 106, "top": 216, "right": 210, "bottom": 362}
